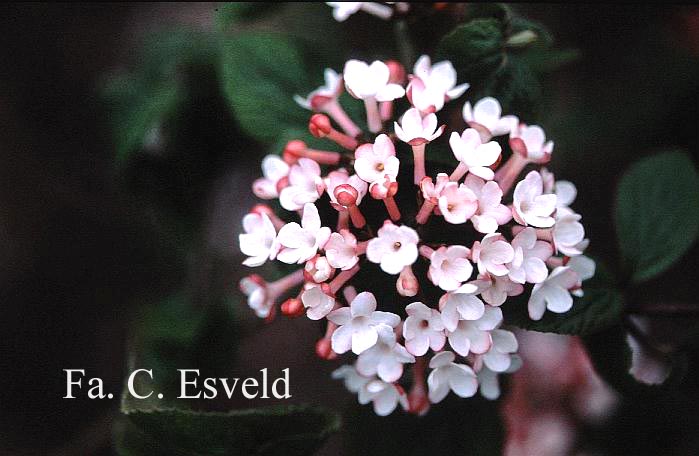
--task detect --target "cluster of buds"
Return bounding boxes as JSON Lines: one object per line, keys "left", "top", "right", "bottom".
{"left": 239, "top": 54, "right": 594, "bottom": 416}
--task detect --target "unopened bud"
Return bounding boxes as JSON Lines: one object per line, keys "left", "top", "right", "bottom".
{"left": 309, "top": 114, "right": 332, "bottom": 137}
{"left": 281, "top": 298, "right": 304, "bottom": 318}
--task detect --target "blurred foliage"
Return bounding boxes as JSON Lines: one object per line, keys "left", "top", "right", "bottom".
{"left": 615, "top": 150, "right": 699, "bottom": 283}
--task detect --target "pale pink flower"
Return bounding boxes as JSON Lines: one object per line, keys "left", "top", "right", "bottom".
{"left": 553, "top": 213, "right": 588, "bottom": 257}
{"left": 252, "top": 154, "right": 290, "bottom": 199}
{"left": 427, "top": 351, "right": 478, "bottom": 403}
{"left": 327, "top": 2, "right": 393, "bottom": 22}
{"left": 510, "top": 123, "right": 554, "bottom": 162}
{"left": 463, "top": 174, "right": 512, "bottom": 233}
{"left": 420, "top": 172, "right": 450, "bottom": 201}
{"left": 358, "top": 379, "right": 409, "bottom": 416}
{"left": 324, "top": 230, "right": 359, "bottom": 270}
{"left": 356, "top": 324, "right": 415, "bottom": 382}
{"left": 366, "top": 221, "right": 419, "bottom": 274}
{"left": 239, "top": 212, "right": 278, "bottom": 267}
{"left": 279, "top": 158, "right": 324, "bottom": 211}
{"left": 482, "top": 329, "right": 519, "bottom": 372}
{"left": 343, "top": 60, "right": 405, "bottom": 101}
{"left": 394, "top": 108, "right": 444, "bottom": 145}
{"left": 354, "top": 134, "right": 399, "bottom": 184}
{"left": 513, "top": 170, "right": 557, "bottom": 228}
{"left": 328, "top": 291, "right": 401, "bottom": 354}
{"left": 449, "top": 129, "right": 502, "bottom": 180}
{"left": 437, "top": 182, "right": 478, "bottom": 224}
{"left": 476, "top": 354, "right": 523, "bottom": 400}
{"left": 276, "top": 203, "right": 331, "bottom": 264}
{"left": 508, "top": 227, "right": 553, "bottom": 284}
{"left": 427, "top": 245, "right": 473, "bottom": 291}
{"left": 301, "top": 285, "right": 336, "bottom": 320}
{"left": 407, "top": 55, "right": 469, "bottom": 113}
{"left": 304, "top": 255, "right": 334, "bottom": 283}
{"left": 528, "top": 266, "right": 579, "bottom": 320}
{"left": 294, "top": 68, "right": 343, "bottom": 110}
{"left": 439, "top": 288, "right": 486, "bottom": 332}
{"left": 472, "top": 233, "right": 515, "bottom": 277}
{"left": 403, "top": 302, "right": 446, "bottom": 356}
{"left": 446, "top": 306, "right": 502, "bottom": 356}
{"left": 476, "top": 273, "right": 524, "bottom": 307}
{"left": 331, "top": 364, "right": 371, "bottom": 393}
{"left": 462, "top": 97, "right": 519, "bottom": 142}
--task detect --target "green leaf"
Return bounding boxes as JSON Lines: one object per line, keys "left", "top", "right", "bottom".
{"left": 215, "top": 2, "right": 279, "bottom": 32}
{"left": 435, "top": 18, "right": 505, "bottom": 83}
{"left": 115, "top": 404, "right": 340, "bottom": 456}
{"left": 220, "top": 33, "right": 315, "bottom": 145}
{"left": 503, "top": 260, "right": 624, "bottom": 336}
{"left": 615, "top": 150, "right": 699, "bottom": 283}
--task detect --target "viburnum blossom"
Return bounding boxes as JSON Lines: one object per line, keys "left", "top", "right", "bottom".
{"left": 238, "top": 51, "right": 593, "bottom": 416}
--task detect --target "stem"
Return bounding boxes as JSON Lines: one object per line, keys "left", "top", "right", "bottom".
{"left": 324, "top": 100, "right": 361, "bottom": 138}
{"left": 380, "top": 101, "right": 394, "bottom": 121}
{"left": 415, "top": 200, "right": 436, "bottom": 225}
{"left": 384, "top": 196, "right": 401, "bottom": 221}
{"left": 348, "top": 205, "right": 367, "bottom": 228}
{"left": 419, "top": 245, "right": 435, "bottom": 259}
{"left": 298, "top": 147, "right": 342, "bottom": 165}
{"left": 494, "top": 153, "right": 528, "bottom": 195}
{"left": 449, "top": 162, "right": 469, "bottom": 182}
{"left": 343, "top": 285, "right": 358, "bottom": 303}
{"left": 329, "top": 265, "right": 360, "bottom": 294}
{"left": 364, "top": 97, "right": 382, "bottom": 133}
{"left": 269, "top": 269, "right": 305, "bottom": 297}
{"left": 356, "top": 241, "right": 368, "bottom": 255}
{"left": 412, "top": 143, "right": 426, "bottom": 185}
{"left": 336, "top": 210, "right": 349, "bottom": 231}
{"left": 327, "top": 129, "right": 359, "bottom": 150}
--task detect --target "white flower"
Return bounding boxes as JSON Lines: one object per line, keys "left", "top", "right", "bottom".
{"left": 449, "top": 129, "right": 502, "bottom": 180}
{"left": 366, "top": 221, "right": 419, "bottom": 274}
{"left": 477, "top": 273, "right": 524, "bottom": 306}
{"left": 394, "top": 108, "right": 444, "bottom": 145}
{"left": 301, "top": 285, "right": 335, "bottom": 320}
{"left": 358, "top": 379, "right": 409, "bottom": 416}
{"left": 510, "top": 124, "right": 554, "bottom": 162}
{"left": 294, "top": 68, "right": 343, "bottom": 110}
{"left": 437, "top": 182, "right": 478, "bottom": 224}
{"left": 477, "top": 355, "right": 522, "bottom": 400}
{"left": 439, "top": 288, "right": 486, "bottom": 332}
{"left": 328, "top": 291, "right": 401, "bottom": 354}
{"left": 446, "top": 305, "right": 502, "bottom": 356}
{"left": 279, "top": 158, "right": 324, "bottom": 211}
{"left": 471, "top": 233, "right": 515, "bottom": 277}
{"left": 304, "top": 255, "right": 334, "bottom": 283}
{"left": 239, "top": 212, "right": 277, "bottom": 267}
{"left": 276, "top": 203, "right": 331, "bottom": 264}
{"left": 528, "top": 266, "right": 579, "bottom": 320}
{"left": 513, "top": 170, "right": 557, "bottom": 228}
{"left": 427, "top": 245, "right": 473, "bottom": 291}
{"left": 239, "top": 275, "right": 273, "bottom": 318}
{"left": 252, "top": 155, "right": 290, "bottom": 199}
{"left": 462, "top": 97, "right": 519, "bottom": 141}
{"left": 567, "top": 255, "right": 596, "bottom": 297}
{"left": 324, "top": 230, "right": 359, "bottom": 270}
{"left": 507, "top": 227, "right": 553, "bottom": 284}
{"left": 482, "top": 329, "right": 518, "bottom": 372}
{"left": 332, "top": 364, "right": 371, "bottom": 393}
{"left": 554, "top": 180, "right": 577, "bottom": 210}
{"left": 407, "top": 55, "right": 469, "bottom": 113}
{"left": 326, "top": 2, "right": 393, "bottom": 22}
{"left": 343, "top": 60, "right": 405, "bottom": 101}
{"left": 553, "top": 213, "right": 587, "bottom": 257}
{"left": 463, "top": 174, "right": 512, "bottom": 233}
{"left": 356, "top": 324, "right": 415, "bottom": 382}
{"left": 427, "top": 351, "right": 478, "bottom": 403}
{"left": 420, "top": 172, "right": 450, "bottom": 201}
{"left": 325, "top": 168, "right": 368, "bottom": 209}
{"left": 354, "top": 134, "right": 400, "bottom": 184}
{"left": 403, "top": 302, "right": 446, "bottom": 356}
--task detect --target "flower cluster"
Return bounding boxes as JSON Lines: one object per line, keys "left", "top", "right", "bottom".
{"left": 239, "top": 55, "right": 594, "bottom": 416}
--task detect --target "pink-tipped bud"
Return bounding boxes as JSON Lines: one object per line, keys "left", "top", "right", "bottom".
{"left": 385, "top": 60, "right": 406, "bottom": 84}
{"left": 315, "top": 338, "right": 337, "bottom": 360}
{"left": 408, "top": 388, "right": 430, "bottom": 416}
{"left": 334, "top": 184, "right": 359, "bottom": 207}
{"left": 251, "top": 204, "right": 274, "bottom": 217}
{"left": 370, "top": 175, "right": 398, "bottom": 199}
{"left": 397, "top": 266, "right": 419, "bottom": 297}
{"left": 509, "top": 136, "right": 528, "bottom": 158}
{"left": 283, "top": 140, "right": 307, "bottom": 164}
{"left": 304, "top": 255, "right": 336, "bottom": 283}
{"left": 309, "top": 113, "right": 332, "bottom": 138}
{"left": 280, "top": 298, "right": 304, "bottom": 318}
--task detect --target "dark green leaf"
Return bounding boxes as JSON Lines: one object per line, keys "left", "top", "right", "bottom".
{"left": 615, "top": 150, "right": 699, "bottom": 283}
{"left": 220, "top": 33, "right": 315, "bottom": 145}
{"left": 215, "top": 2, "right": 279, "bottom": 32}
{"left": 115, "top": 404, "right": 340, "bottom": 456}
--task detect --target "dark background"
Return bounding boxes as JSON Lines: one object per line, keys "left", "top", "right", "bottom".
{"left": 1, "top": 3, "right": 698, "bottom": 455}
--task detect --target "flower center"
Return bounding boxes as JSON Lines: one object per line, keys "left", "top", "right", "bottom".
{"left": 420, "top": 320, "right": 429, "bottom": 329}
{"left": 375, "top": 163, "right": 385, "bottom": 172}
{"left": 393, "top": 241, "right": 402, "bottom": 250}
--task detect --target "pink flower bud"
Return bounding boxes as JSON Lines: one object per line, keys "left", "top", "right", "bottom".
{"left": 397, "top": 266, "right": 419, "bottom": 297}
{"left": 309, "top": 113, "right": 332, "bottom": 137}
{"left": 315, "top": 338, "right": 337, "bottom": 360}
{"left": 283, "top": 140, "right": 307, "bottom": 164}
{"left": 334, "top": 184, "right": 359, "bottom": 206}
{"left": 385, "top": 59, "right": 406, "bottom": 84}
{"left": 281, "top": 298, "right": 304, "bottom": 318}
